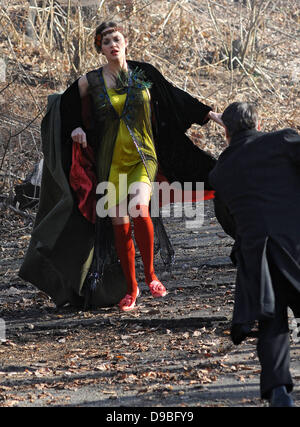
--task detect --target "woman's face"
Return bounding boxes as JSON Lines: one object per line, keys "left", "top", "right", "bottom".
{"left": 101, "top": 30, "right": 128, "bottom": 62}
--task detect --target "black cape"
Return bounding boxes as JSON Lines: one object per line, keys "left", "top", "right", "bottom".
{"left": 19, "top": 61, "right": 216, "bottom": 308}
{"left": 210, "top": 128, "right": 300, "bottom": 343}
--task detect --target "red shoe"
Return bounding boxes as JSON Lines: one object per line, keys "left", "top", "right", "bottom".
{"left": 148, "top": 280, "right": 167, "bottom": 298}
{"left": 118, "top": 288, "right": 140, "bottom": 312}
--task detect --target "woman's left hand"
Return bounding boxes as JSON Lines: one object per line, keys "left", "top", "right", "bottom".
{"left": 208, "top": 111, "right": 225, "bottom": 127}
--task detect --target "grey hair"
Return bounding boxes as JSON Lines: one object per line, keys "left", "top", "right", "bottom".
{"left": 221, "top": 102, "right": 258, "bottom": 138}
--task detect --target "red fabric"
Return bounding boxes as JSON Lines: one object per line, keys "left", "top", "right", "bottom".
{"left": 113, "top": 222, "right": 138, "bottom": 297}
{"left": 69, "top": 141, "right": 97, "bottom": 224}
{"left": 132, "top": 205, "right": 157, "bottom": 285}
{"left": 156, "top": 169, "right": 215, "bottom": 206}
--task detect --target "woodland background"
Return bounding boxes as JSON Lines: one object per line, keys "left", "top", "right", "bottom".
{"left": 0, "top": 0, "right": 299, "bottom": 407}
{"left": 0, "top": 0, "right": 299, "bottom": 204}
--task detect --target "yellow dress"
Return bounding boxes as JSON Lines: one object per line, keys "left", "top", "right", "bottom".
{"left": 106, "top": 87, "right": 157, "bottom": 209}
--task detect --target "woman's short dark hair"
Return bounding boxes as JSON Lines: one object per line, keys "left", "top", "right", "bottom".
{"left": 221, "top": 102, "right": 258, "bottom": 138}
{"left": 94, "top": 21, "right": 124, "bottom": 53}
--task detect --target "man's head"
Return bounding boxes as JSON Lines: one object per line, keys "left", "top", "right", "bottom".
{"left": 221, "top": 102, "right": 259, "bottom": 142}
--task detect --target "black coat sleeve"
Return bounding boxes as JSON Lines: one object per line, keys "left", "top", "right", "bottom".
{"left": 127, "top": 61, "right": 216, "bottom": 189}
{"left": 60, "top": 79, "right": 83, "bottom": 141}
{"left": 154, "top": 70, "right": 212, "bottom": 129}
{"left": 209, "top": 163, "right": 236, "bottom": 239}
{"left": 129, "top": 61, "right": 212, "bottom": 132}
{"left": 213, "top": 193, "right": 236, "bottom": 240}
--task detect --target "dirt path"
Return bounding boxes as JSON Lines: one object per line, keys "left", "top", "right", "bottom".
{"left": 0, "top": 200, "right": 299, "bottom": 407}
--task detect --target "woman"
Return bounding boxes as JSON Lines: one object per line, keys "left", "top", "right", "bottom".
{"left": 19, "top": 22, "right": 221, "bottom": 311}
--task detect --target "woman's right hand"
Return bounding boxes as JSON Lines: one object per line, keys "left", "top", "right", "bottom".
{"left": 71, "top": 127, "right": 87, "bottom": 148}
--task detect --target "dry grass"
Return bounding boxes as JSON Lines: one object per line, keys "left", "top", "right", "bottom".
{"left": 0, "top": 0, "right": 300, "bottom": 197}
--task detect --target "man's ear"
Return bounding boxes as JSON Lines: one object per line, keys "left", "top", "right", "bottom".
{"left": 257, "top": 120, "right": 261, "bottom": 131}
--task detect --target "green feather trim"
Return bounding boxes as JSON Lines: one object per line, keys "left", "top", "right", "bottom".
{"left": 115, "top": 67, "right": 152, "bottom": 93}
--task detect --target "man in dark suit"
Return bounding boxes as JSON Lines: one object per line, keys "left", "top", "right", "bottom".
{"left": 209, "top": 102, "right": 300, "bottom": 407}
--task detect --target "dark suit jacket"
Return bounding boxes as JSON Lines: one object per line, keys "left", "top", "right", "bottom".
{"left": 209, "top": 128, "right": 300, "bottom": 343}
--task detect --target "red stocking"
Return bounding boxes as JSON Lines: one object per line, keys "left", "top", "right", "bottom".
{"left": 113, "top": 222, "right": 138, "bottom": 298}
{"left": 132, "top": 205, "right": 157, "bottom": 285}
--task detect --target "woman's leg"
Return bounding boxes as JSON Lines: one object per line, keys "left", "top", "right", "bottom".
{"left": 129, "top": 182, "right": 167, "bottom": 297}
{"left": 110, "top": 200, "right": 139, "bottom": 305}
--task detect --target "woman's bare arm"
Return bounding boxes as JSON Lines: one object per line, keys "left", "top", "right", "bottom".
{"left": 78, "top": 75, "right": 89, "bottom": 98}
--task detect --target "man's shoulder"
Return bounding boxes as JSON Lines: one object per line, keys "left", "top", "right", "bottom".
{"left": 244, "top": 128, "right": 300, "bottom": 147}
{"left": 265, "top": 128, "right": 299, "bottom": 140}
